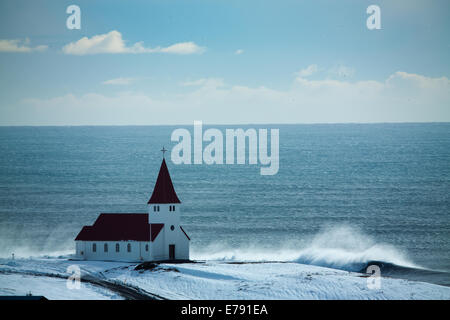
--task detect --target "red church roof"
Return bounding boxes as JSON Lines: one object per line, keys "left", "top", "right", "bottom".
{"left": 148, "top": 158, "right": 181, "bottom": 204}
{"left": 74, "top": 213, "right": 164, "bottom": 241}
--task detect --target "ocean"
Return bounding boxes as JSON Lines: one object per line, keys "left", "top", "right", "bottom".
{"left": 0, "top": 123, "right": 449, "bottom": 286}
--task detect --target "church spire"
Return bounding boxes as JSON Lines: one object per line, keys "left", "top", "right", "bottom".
{"left": 148, "top": 155, "right": 181, "bottom": 204}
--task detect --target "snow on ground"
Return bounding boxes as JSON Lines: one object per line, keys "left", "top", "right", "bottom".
{"left": 0, "top": 257, "right": 127, "bottom": 300}
{"left": 1, "top": 257, "right": 449, "bottom": 300}
{"left": 105, "top": 261, "right": 450, "bottom": 300}
{"left": 0, "top": 256, "right": 130, "bottom": 276}
{"left": 0, "top": 273, "right": 122, "bottom": 300}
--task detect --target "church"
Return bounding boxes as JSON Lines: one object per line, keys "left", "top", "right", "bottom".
{"left": 74, "top": 153, "right": 190, "bottom": 262}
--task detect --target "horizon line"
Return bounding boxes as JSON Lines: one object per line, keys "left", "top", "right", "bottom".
{"left": 0, "top": 121, "right": 450, "bottom": 127}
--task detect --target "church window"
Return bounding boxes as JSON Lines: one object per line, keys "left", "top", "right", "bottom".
{"left": 92, "top": 243, "right": 96, "bottom": 252}
{"left": 173, "top": 206, "right": 175, "bottom": 211}
{"left": 116, "top": 243, "right": 120, "bottom": 252}
{"left": 104, "top": 243, "right": 108, "bottom": 252}
{"left": 170, "top": 225, "right": 175, "bottom": 231}
{"left": 127, "top": 243, "right": 131, "bottom": 252}
{"left": 145, "top": 244, "right": 149, "bottom": 251}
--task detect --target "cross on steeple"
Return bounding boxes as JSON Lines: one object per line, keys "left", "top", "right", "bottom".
{"left": 161, "top": 146, "right": 167, "bottom": 158}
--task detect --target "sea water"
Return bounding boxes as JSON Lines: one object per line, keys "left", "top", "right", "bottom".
{"left": 0, "top": 123, "right": 449, "bottom": 285}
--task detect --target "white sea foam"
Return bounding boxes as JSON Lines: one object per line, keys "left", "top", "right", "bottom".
{"left": 191, "top": 225, "right": 419, "bottom": 271}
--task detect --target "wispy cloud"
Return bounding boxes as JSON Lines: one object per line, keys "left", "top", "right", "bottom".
{"left": 102, "top": 77, "right": 135, "bottom": 85}
{"left": 328, "top": 65, "right": 355, "bottom": 78}
{"left": 235, "top": 49, "right": 244, "bottom": 55}
{"left": 0, "top": 38, "right": 47, "bottom": 53}
{"left": 14, "top": 70, "right": 450, "bottom": 125}
{"left": 296, "top": 64, "right": 318, "bottom": 78}
{"left": 62, "top": 30, "right": 205, "bottom": 55}
{"left": 181, "top": 78, "right": 225, "bottom": 87}
{"left": 158, "top": 42, "right": 205, "bottom": 55}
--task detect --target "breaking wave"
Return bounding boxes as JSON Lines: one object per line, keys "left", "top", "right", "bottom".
{"left": 192, "top": 225, "right": 450, "bottom": 286}
{"left": 191, "top": 225, "right": 419, "bottom": 271}
{"left": 291, "top": 225, "right": 419, "bottom": 271}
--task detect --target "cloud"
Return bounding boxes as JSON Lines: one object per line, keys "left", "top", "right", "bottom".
{"left": 387, "top": 71, "right": 450, "bottom": 89}
{"left": 235, "top": 49, "right": 244, "bottom": 55}
{"left": 159, "top": 42, "right": 205, "bottom": 54}
{"left": 7, "top": 70, "right": 450, "bottom": 125}
{"left": 62, "top": 30, "right": 205, "bottom": 55}
{"left": 181, "top": 78, "right": 225, "bottom": 87}
{"left": 328, "top": 65, "right": 355, "bottom": 78}
{"left": 0, "top": 39, "right": 47, "bottom": 53}
{"left": 102, "top": 77, "right": 134, "bottom": 85}
{"left": 296, "top": 64, "right": 318, "bottom": 78}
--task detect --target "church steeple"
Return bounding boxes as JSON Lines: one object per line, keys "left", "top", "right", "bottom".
{"left": 148, "top": 157, "right": 181, "bottom": 204}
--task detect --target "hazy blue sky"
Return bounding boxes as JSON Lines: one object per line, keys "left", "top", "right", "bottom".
{"left": 0, "top": 0, "right": 449, "bottom": 125}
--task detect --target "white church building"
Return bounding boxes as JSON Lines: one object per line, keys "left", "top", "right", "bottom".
{"left": 74, "top": 155, "right": 190, "bottom": 262}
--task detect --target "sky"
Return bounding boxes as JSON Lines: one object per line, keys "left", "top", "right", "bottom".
{"left": 0, "top": 0, "right": 449, "bottom": 125}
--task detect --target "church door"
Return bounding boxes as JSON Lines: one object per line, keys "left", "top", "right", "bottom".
{"left": 169, "top": 244, "right": 175, "bottom": 260}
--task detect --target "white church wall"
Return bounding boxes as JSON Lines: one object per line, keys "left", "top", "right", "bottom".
{"left": 151, "top": 227, "right": 167, "bottom": 260}
{"left": 147, "top": 203, "right": 190, "bottom": 260}
{"left": 78, "top": 241, "right": 146, "bottom": 262}
{"left": 162, "top": 225, "right": 190, "bottom": 260}
{"left": 148, "top": 204, "right": 181, "bottom": 226}
{"left": 148, "top": 204, "right": 185, "bottom": 259}
{"left": 75, "top": 222, "right": 189, "bottom": 262}
{"left": 176, "top": 229, "right": 190, "bottom": 260}
{"left": 140, "top": 242, "right": 152, "bottom": 261}
{"left": 75, "top": 241, "right": 85, "bottom": 259}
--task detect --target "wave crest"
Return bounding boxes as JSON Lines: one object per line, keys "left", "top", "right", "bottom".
{"left": 192, "top": 225, "right": 418, "bottom": 272}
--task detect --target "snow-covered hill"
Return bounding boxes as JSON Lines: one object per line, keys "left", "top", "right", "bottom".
{"left": 0, "top": 257, "right": 449, "bottom": 300}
